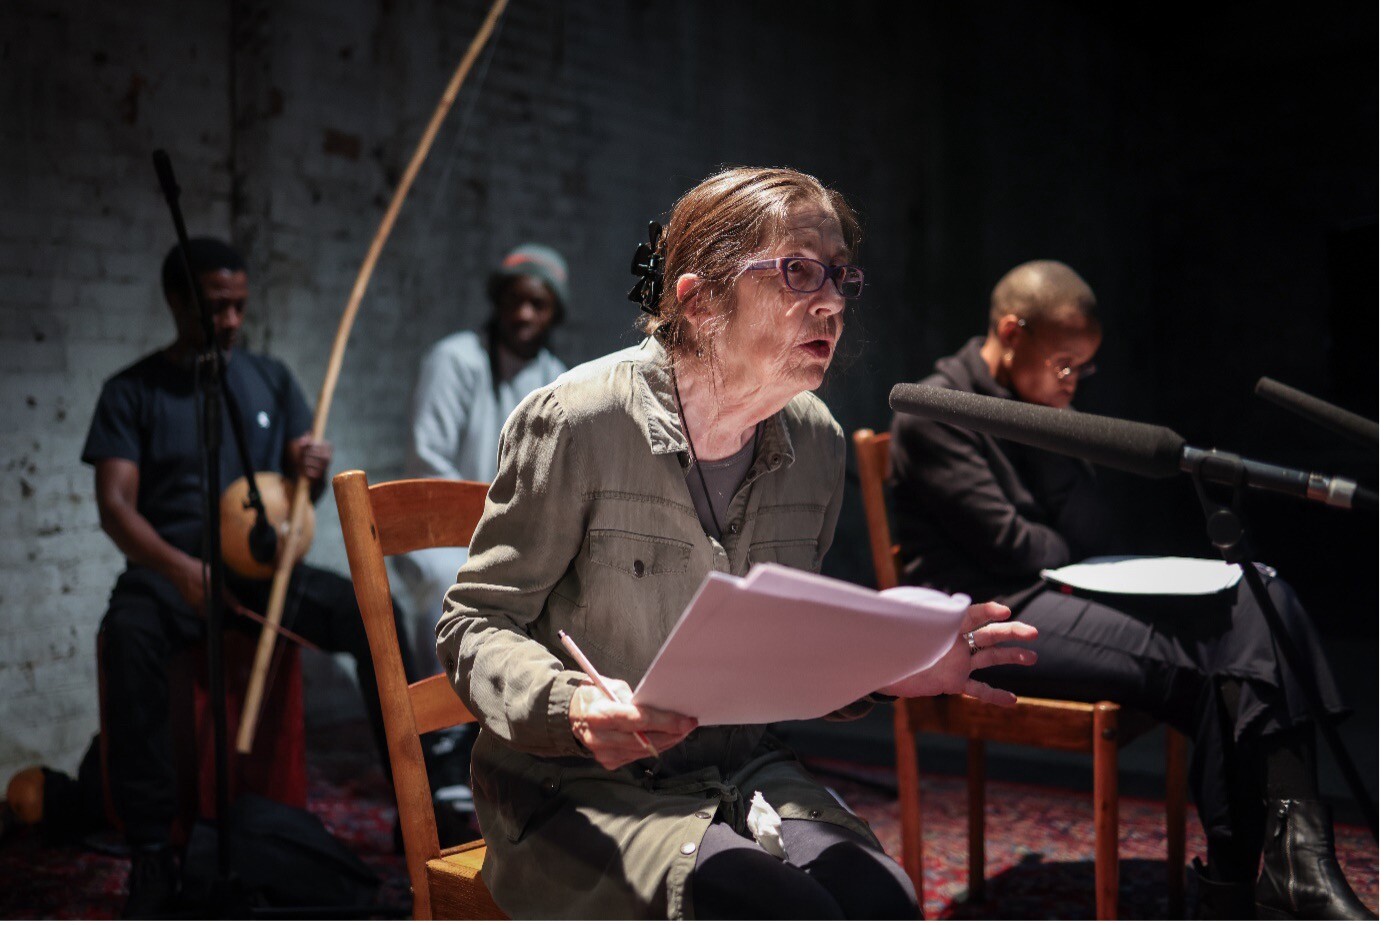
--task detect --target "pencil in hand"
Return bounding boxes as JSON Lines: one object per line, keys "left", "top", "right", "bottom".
{"left": 558, "top": 630, "right": 662, "bottom": 760}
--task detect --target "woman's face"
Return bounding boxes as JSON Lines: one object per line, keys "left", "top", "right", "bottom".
{"left": 711, "top": 201, "right": 849, "bottom": 397}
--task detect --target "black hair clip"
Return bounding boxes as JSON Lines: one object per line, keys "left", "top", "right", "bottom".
{"left": 627, "top": 220, "right": 664, "bottom": 316}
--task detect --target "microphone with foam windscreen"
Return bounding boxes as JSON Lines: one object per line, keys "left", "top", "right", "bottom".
{"left": 888, "top": 383, "right": 1186, "bottom": 479}
{"left": 889, "top": 383, "right": 1376, "bottom": 512}
{"left": 1255, "top": 377, "right": 1379, "bottom": 450}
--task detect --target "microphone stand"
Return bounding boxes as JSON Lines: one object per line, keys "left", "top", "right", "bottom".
{"left": 222, "top": 383, "right": 280, "bottom": 566}
{"left": 154, "top": 153, "right": 400, "bottom": 920}
{"left": 1185, "top": 452, "right": 1378, "bottom": 838}
{"left": 152, "top": 150, "right": 251, "bottom": 915}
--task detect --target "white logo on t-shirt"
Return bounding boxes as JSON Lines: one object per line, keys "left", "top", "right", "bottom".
{"left": 257, "top": 411, "right": 271, "bottom": 429}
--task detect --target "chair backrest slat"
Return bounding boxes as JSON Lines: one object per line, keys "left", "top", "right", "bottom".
{"left": 410, "top": 674, "right": 478, "bottom": 734}
{"left": 853, "top": 429, "right": 900, "bottom": 590}
{"left": 370, "top": 477, "right": 489, "bottom": 555}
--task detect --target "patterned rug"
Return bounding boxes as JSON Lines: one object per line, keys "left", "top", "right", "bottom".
{"left": 0, "top": 755, "right": 1375, "bottom": 919}
{"left": 807, "top": 758, "right": 1376, "bottom": 919}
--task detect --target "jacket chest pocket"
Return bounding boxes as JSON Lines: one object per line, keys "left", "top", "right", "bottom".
{"left": 748, "top": 538, "right": 820, "bottom": 573}
{"left": 589, "top": 529, "right": 691, "bottom": 579}
{"left": 580, "top": 529, "right": 695, "bottom": 675}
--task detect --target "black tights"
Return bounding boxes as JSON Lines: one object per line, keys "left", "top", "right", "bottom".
{"left": 689, "top": 819, "right": 920, "bottom": 920}
{"left": 1208, "top": 678, "right": 1319, "bottom": 882}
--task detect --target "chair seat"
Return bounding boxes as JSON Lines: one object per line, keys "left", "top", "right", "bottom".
{"left": 905, "top": 694, "right": 1161, "bottom": 752}
{"left": 427, "top": 841, "right": 507, "bottom": 920}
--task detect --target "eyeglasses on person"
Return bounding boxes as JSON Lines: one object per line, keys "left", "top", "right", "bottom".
{"left": 1016, "top": 318, "right": 1098, "bottom": 382}
{"left": 741, "top": 256, "right": 865, "bottom": 299}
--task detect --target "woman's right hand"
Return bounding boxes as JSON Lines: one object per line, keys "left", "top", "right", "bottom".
{"left": 569, "top": 677, "right": 697, "bottom": 770}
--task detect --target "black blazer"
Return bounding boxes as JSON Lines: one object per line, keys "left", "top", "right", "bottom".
{"left": 888, "top": 337, "right": 1116, "bottom": 602}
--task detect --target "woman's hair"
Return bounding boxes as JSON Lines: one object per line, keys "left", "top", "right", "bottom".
{"left": 641, "top": 166, "right": 860, "bottom": 355}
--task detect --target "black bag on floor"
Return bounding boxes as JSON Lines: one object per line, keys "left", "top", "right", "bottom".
{"left": 181, "top": 792, "right": 380, "bottom": 910}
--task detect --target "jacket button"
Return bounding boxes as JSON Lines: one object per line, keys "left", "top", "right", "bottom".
{"left": 809, "top": 809, "right": 822, "bottom": 818}
{"left": 633, "top": 559, "right": 645, "bottom": 577}
{"left": 543, "top": 778, "right": 558, "bottom": 794}
{"left": 727, "top": 523, "right": 739, "bottom": 535}
{"left": 694, "top": 811, "right": 711, "bottom": 819}
{"left": 770, "top": 454, "right": 781, "bottom": 465}
{"left": 680, "top": 841, "right": 697, "bottom": 856}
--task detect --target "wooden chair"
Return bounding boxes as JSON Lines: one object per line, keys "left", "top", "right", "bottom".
{"left": 852, "top": 428, "right": 1188, "bottom": 919}
{"left": 333, "top": 470, "right": 506, "bottom": 920}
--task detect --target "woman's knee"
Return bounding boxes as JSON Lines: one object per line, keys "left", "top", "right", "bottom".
{"left": 783, "top": 820, "right": 921, "bottom": 919}
{"left": 689, "top": 823, "right": 844, "bottom": 919}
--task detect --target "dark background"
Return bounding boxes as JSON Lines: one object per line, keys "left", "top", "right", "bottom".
{"left": 816, "top": 2, "right": 1379, "bottom": 648}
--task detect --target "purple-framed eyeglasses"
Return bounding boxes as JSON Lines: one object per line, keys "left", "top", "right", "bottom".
{"left": 742, "top": 256, "right": 866, "bottom": 299}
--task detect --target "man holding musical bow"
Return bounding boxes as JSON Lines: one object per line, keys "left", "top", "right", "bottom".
{"left": 82, "top": 238, "right": 407, "bottom": 918}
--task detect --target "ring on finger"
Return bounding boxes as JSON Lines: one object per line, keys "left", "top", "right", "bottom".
{"left": 964, "top": 631, "right": 981, "bottom": 656}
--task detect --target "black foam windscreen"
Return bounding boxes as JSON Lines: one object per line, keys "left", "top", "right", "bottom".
{"left": 1255, "top": 377, "right": 1379, "bottom": 448}
{"left": 889, "top": 383, "right": 1187, "bottom": 479}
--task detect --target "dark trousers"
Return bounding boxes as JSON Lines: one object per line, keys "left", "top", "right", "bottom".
{"left": 976, "top": 574, "right": 1346, "bottom": 863}
{"left": 99, "top": 563, "right": 411, "bottom": 845}
{"left": 688, "top": 819, "right": 920, "bottom": 919}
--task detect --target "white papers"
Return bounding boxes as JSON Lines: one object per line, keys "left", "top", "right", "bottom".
{"left": 631, "top": 563, "right": 970, "bottom": 726}
{"left": 1040, "top": 556, "right": 1243, "bottom": 596}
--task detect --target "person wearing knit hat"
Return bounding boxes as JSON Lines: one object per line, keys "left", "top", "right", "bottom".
{"left": 396, "top": 244, "right": 572, "bottom": 812}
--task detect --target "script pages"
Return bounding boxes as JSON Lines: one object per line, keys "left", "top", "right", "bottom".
{"left": 631, "top": 563, "right": 971, "bottom": 726}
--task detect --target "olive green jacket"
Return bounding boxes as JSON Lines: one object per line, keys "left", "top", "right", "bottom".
{"left": 436, "top": 339, "right": 881, "bottom": 919}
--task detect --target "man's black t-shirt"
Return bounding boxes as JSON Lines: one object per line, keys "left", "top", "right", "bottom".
{"left": 82, "top": 349, "right": 312, "bottom": 607}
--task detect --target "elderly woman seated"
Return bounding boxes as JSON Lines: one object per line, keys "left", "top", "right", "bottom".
{"left": 435, "top": 167, "right": 1038, "bottom": 919}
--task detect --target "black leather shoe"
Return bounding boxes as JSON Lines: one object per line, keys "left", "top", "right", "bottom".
{"left": 1191, "top": 858, "right": 1255, "bottom": 919}
{"left": 1255, "top": 798, "right": 1374, "bottom": 920}
{"left": 122, "top": 842, "right": 178, "bottom": 919}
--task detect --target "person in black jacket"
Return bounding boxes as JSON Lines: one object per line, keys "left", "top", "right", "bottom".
{"left": 889, "top": 260, "right": 1370, "bottom": 919}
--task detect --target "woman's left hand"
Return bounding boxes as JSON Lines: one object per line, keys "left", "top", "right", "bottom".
{"left": 877, "top": 601, "right": 1038, "bottom": 706}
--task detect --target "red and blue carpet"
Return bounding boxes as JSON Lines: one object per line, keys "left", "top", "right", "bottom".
{"left": 0, "top": 755, "right": 1374, "bottom": 919}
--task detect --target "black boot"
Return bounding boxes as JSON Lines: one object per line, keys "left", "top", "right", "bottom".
{"left": 122, "top": 842, "right": 179, "bottom": 919}
{"left": 1255, "top": 798, "right": 1374, "bottom": 919}
{"left": 1192, "top": 858, "right": 1255, "bottom": 919}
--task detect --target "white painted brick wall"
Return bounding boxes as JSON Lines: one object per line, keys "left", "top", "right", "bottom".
{"left": 2, "top": 0, "right": 236, "bottom": 785}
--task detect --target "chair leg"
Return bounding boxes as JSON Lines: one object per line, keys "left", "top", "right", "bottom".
{"left": 1165, "top": 727, "right": 1189, "bottom": 918}
{"left": 1093, "top": 704, "right": 1119, "bottom": 920}
{"left": 966, "top": 738, "right": 986, "bottom": 902}
{"left": 893, "top": 701, "right": 924, "bottom": 908}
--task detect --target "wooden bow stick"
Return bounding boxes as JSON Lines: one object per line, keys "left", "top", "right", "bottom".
{"left": 236, "top": 0, "right": 511, "bottom": 753}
